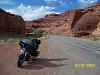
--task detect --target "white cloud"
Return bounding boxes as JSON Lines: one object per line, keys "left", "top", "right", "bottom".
{"left": 78, "top": 0, "right": 98, "bottom": 6}
{"left": 44, "top": 0, "right": 57, "bottom": 2}
{"left": 0, "top": 0, "right": 15, "bottom": 4}
{"left": 44, "top": 0, "right": 67, "bottom": 6}
{"left": 6, "top": 3, "right": 58, "bottom": 21}
{"left": 0, "top": 0, "right": 10, "bottom": 2}
{"left": 59, "top": 1, "right": 68, "bottom": 6}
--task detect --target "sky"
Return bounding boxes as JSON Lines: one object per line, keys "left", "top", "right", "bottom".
{"left": 0, "top": 0, "right": 99, "bottom": 21}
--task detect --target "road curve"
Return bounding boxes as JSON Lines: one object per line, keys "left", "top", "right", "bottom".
{"left": 0, "top": 36, "right": 100, "bottom": 75}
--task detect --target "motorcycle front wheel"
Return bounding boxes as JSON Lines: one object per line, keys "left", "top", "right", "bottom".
{"left": 17, "top": 54, "right": 24, "bottom": 67}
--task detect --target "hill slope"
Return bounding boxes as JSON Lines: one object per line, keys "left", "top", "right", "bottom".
{"left": 26, "top": 3, "right": 100, "bottom": 37}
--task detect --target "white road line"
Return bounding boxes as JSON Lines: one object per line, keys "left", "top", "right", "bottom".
{"left": 56, "top": 37, "right": 100, "bottom": 54}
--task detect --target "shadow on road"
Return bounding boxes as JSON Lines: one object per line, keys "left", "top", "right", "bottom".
{"left": 21, "top": 58, "right": 68, "bottom": 70}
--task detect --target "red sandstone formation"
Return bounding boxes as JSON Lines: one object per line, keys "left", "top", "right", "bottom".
{"left": 26, "top": 3, "right": 100, "bottom": 37}
{"left": 26, "top": 3, "right": 100, "bottom": 36}
{"left": 1, "top": 3, "right": 99, "bottom": 37}
{"left": 0, "top": 8, "right": 25, "bottom": 34}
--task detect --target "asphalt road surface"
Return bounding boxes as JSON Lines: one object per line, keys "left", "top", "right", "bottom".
{"left": 0, "top": 35, "right": 100, "bottom": 75}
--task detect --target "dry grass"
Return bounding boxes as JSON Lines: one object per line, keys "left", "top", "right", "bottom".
{"left": 81, "top": 35, "right": 100, "bottom": 42}
{"left": 0, "top": 33, "right": 51, "bottom": 45}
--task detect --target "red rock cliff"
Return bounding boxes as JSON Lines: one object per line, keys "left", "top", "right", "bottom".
{"left": 0, "top": 8, "right": 25, "bottom": 34}
{"left": 26, "top": 3, "right": 100, "bottom": 37}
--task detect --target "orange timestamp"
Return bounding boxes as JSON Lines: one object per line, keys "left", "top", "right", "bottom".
{"left": 74, "top": 64, "right": 96, "bottom": 68}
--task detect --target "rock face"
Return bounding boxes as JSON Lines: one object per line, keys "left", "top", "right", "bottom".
{"left": 70, "top": 11, "right": 100, "bottom": 36}
{"left": 26, "top": 3, "right": 100, "bottom": 37}
{"left": 0, "top": 8, "right": 25, "bottom": 34}
{"left": 26, "top": 12, "right": 71, "bottom": 36}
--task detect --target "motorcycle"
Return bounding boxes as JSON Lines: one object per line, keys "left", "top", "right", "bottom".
{"left": 17, "top": 39, "right": 40, "bottom": 67}
{"left": 17, "top": 48, "right": 39, "bottom": 67}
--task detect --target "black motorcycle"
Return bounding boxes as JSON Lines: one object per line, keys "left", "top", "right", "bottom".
{"left": 17, "top": 39, "right": 41, "bottom": 67}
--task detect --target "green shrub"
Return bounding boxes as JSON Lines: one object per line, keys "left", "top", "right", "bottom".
{"left": 44, "top": 32, "right": 51, "bottom": 38}
{"left": 34, "top": 28, "right": 44, "bottom": 38}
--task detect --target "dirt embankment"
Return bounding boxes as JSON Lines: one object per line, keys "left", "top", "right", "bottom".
{"left": 0, "top": 41, "right": 66, "bottom": 75}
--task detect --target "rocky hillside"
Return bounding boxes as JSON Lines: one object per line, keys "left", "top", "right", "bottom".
{"left": 26, "top": 3, "right": 100, "bottom": 37}
{"left": 0, "top": 8, "right": 25, "bottom": 34}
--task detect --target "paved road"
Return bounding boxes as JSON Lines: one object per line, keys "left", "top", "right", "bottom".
{"left": 46, "top": 36, "right": 100, "bottom": 75}
{"left": 0, "top": 36, "right": 100, "bottom": 75}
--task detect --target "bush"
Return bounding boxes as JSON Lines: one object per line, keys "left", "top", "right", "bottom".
{"left": 43, "top": 32, "right": 51, "bottom": 39}
{"left": 34, "top": 28, "right": 44, "bottom": 38}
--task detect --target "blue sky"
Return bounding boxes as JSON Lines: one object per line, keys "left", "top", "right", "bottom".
{"left": 0, "top": 0, "right": 99, "bottom": 21}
